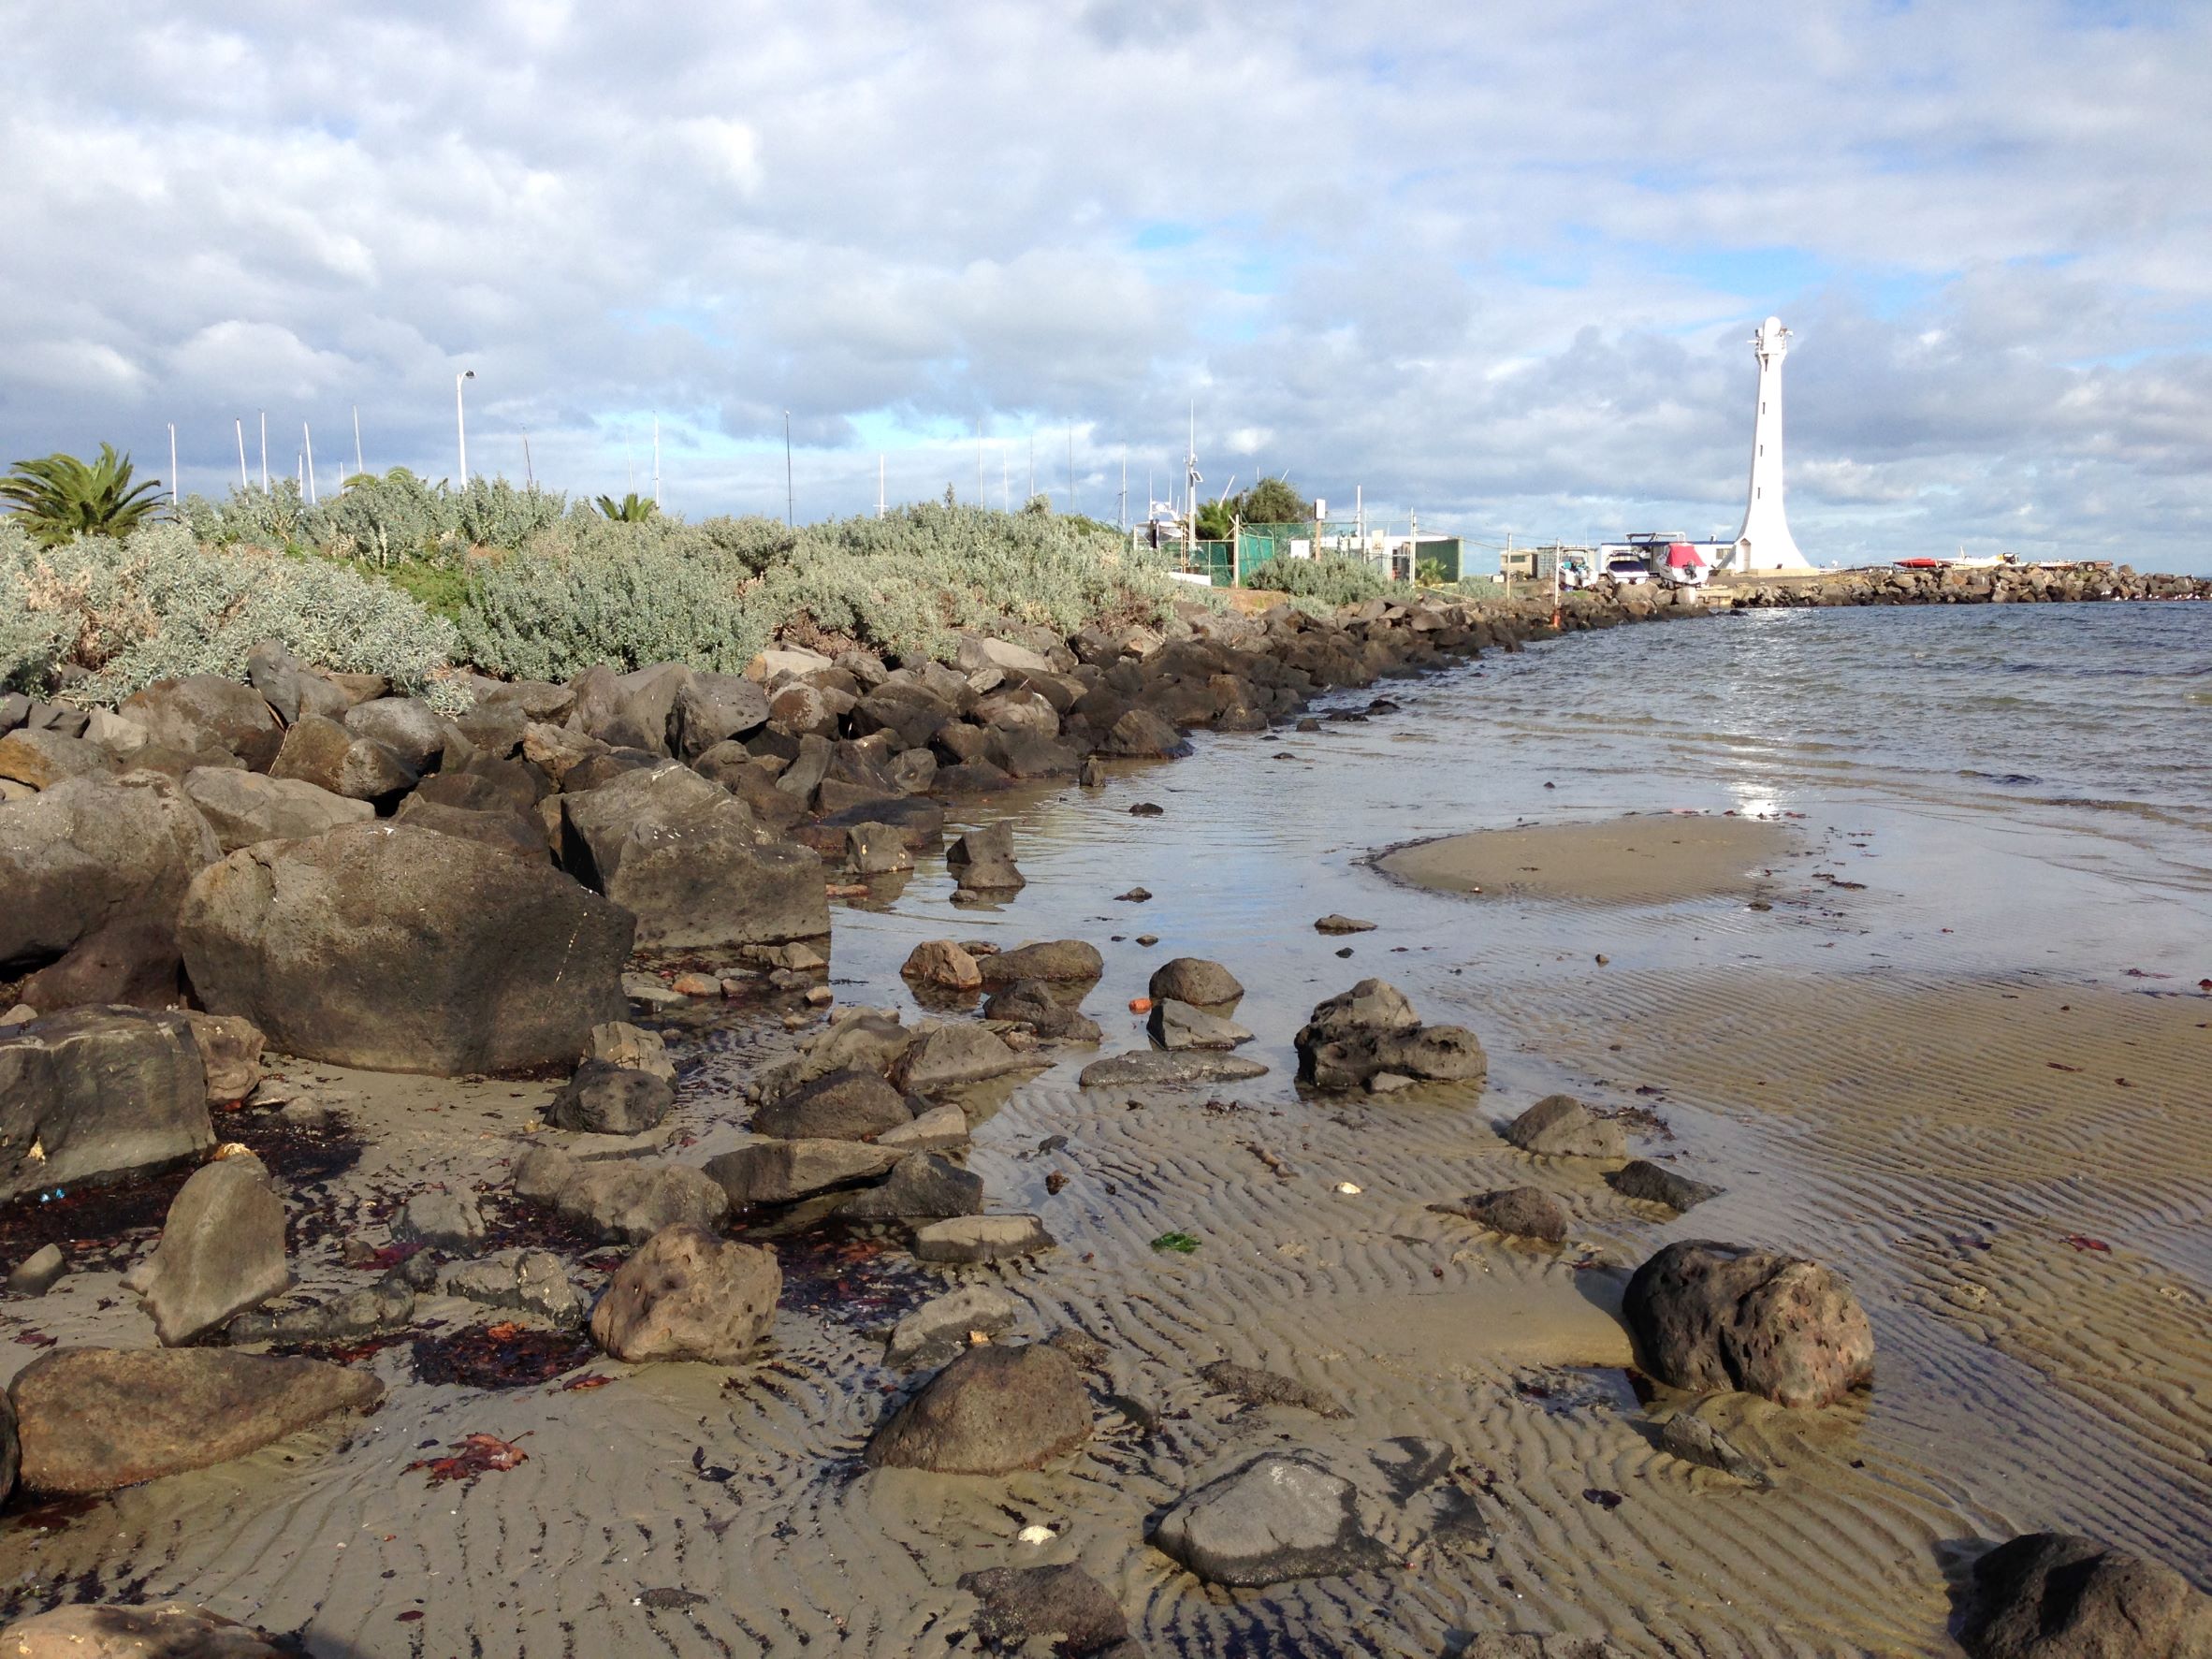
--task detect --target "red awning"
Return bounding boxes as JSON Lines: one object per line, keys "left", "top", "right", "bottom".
{"left": 1666, "top": 543, "right": 1697, "bottom": 567}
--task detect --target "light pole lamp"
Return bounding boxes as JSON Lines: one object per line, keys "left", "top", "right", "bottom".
{"left": 456, "top": 369, "right": 476, "bottom": 483}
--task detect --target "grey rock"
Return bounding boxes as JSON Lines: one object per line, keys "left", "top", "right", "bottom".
{"left": 846, "top": 821, "right": 913, "bottom": 874}
{"left": 0, "top": 1602, "right": 293, "bottom": 1656}
{"left": 128, "top": 1153, "right": 289, "bottom": 1346}
{"left": 1505, "top": 1095, "right": 1626, "bottom": 1159}
{"left": 884, "top": 1285, "right": 1019, "bottom": 1370}
{"left": 892, "top": 1020, "right": 1037, "bottom": 1093}
{"left": 561, "top": 762, "right": 827, "bottom": 947}
{"left": 705, "top": 1136, "right": 898, "bottom": 1207}
{"left": 1608, "top": 1158, "right": 1722, "bottom": 1211}
{"left": 245, "top": 639, "right": 352, "bottom": 725}
{"left": 1150, "top": 1451, "right": 1390, "bottom": 1587}
{"left": 120, "top": 676, "right": 283, "bottom": 770}
{"left": 753, "top": 1067, "right": 912, "bottom": 1141}
{"left": 1196, "top": 1360, "right": 1348, "bottom": 1418}
{"left": 183, "top": 764, "right": 373, "bottom": 849}
{"left": 878, "top": 1103, "right": 972, "bottom": 1154}
{"left": 17, "top": 917, "right": 182, "bottom": 1016}
{"left": 837, "top": 1152, "right": 984, "bottom": 1221}
{"left": 1431, "top": 1186, "right": 1567, "bottom": 1244}
{"left": 391, "top": 795, "right": 548, "bottom": 862}
{"left": 511, "top": 1147, "right": 729, "bottom": 1243}
{"left": 0, "top": 1007, "right": 214, "bottom": 1201}
{"left": 1102, "top": 706, "right": 1185, "bottom": 757}
{"left": 268, "top": 713, "right": 418, "bottom": 800}
{"left": 440, "top": 1248, "right": 583, "bottom": 1326}
{"left": 1301, "top": 1022, "right": 1487, "bottom": 1092}
{"left": 1623, "top": 1239, "right": 1875, "bottom": 1408}
{"left": 1313, "top": 914, "right": 1376, "bottom": 934}
{"left": 7, "top": 1244, "right": 66, "bottom": 1297}
{"left": 1147, "top": 957, "right": 1244, "bottom": 1005}
{"left": 957, "top": 1563, "right": 1131, "bottom": 1658}
{"left": 1146, "top": 998, "right": 1254, "bottom": 1051}
{"left": 0, "top": 773, "right": 220, "bottom": 970}
{"left": 549, "top": 1059, "right": 676, "bottom": 1133}
{"left": 1655, "top": 1411, "right": 1776, "bottom": 1488}
{"left": 177, "top": 822, "right": 633, "bottom": 1075}
{"left": 589, "top": 1223, "right": 781, "bottom": 1364}
{"left": 674, "top": 672, "right": 771, "bottom": 760}
{"left": 0, "top": 729, "right": 117, "bottom": 789}
{"left": 753, "top": 1009, "right": 913, "bottom": 1102}
{"left": 910, "top": 1214, "right": 1055, "bottom": 1265}
{"left": 1297, "top": 978, "right": 1419, "bottom": 1046}
{"left": 342, "top": 696, "right": 451, "bottom": 772}
{"left": 982, "top": 979, "right": 1102, "bottom": 1043}
{"left": 589, "top": 1021, "right": 676, "bottom": 1083}
{"left": 393, "top": 1188, "right": 488, "bottom": 1253}
{"left": 182, "top": 1011, "right": 266, "bottom": 1103}
{"left": 1078, "top": 1050, "right": 1269, "bottom": 1089}
{"left": 864, "top": 1343, "right": 1092, "bottom": 1474}
{"left": 1961, "top": 1532, "right": 2212, "bottom": 1659}
{"left": 226, "top": 1278, "right": 415, "bottom": 1346}
{"left": 976, "top": 939, "right": 1103, "bottom": 984}
{"left": 8, "top": 1346, "right": 382, "bottom": 1494}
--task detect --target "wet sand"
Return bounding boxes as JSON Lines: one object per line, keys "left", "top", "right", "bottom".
{"left": 4, "top": 634, "right": 2210, "bottom": 1655}
{"left": 1378, "top": 812, "right": 1799, "bottom": 904}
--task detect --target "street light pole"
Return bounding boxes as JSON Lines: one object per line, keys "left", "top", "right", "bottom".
{"left": 456, "top": 370, "right": 475, "bottom": 483}
{"left": 167, "top": 423, "right": 178, "bottom": 511}
{"left": 783, "top": 410, "right": 794, "bottom": 527}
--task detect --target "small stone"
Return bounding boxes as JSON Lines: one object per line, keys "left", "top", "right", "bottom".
{"left": 7, "top": 1243, "right": 66, "bottom": 1297}
{"left": 440, "top": 1249, "right": 584, "bottom": 1327}
{"left": 901, "top": 939, "right": 984, "bottom": 991}
{"left": 1656, "top": 1411, "right": 1776, "bottom": 1488}
{"left": 837, "top": 1153, "right": 984, "bottom": 1221}
{"left": 393, "top": 1188, "right": 488, "bottom": 1254}
{"left": 623, "top": 972, "right": 688, "bottom": 1009}
{"left": 589, "top": 1021, "right": 677, "bottom": 1083}
{"left": 1504, "top": 1095, "right": 1626, "bottom": 1159}
{"left": 878, "top": 1103, "right": 972, "bottom": 1154}
{"left": 1146, "top": 999, "right": 1254, "bottom": 1051}
{"left": 1196, "top": 1360, "right": 1348, "bottom": 1418}
{"left": 1431, "top": 1186, "right": 1568, "bottom": 1244}
{"left": 1115, "top": 887, "right": 1152, "bottom": 903}
{"left": 1147, "top": 957, "right": 1244, "bottom": 1005}
{"left": 1314, "top": 915, "right": 1377, "bottom": 934}
{"left": 885, "top": 1284, "right": 1019, "bottom": 1369}
{"left": 1608, "top": 1159, "right": 1722, "bottom": 1212}
{"left": 1150, "top": 1451, "right": 1390, "bottom": 1587}
{"left": 0, "top": 1603, "right": 293, "bottom": 1655}
{"left": 671, "top": 972, "right": 721, "bottom": 997}
{"left": 129, "top": 1153, "right": 289, "bottom": 1346}
{"left": 1366, "top": 1071, "right": 1415, "bottom": 1094}
{"left": 911, "top": 1214, "right": 1056, "bottom": 1265}
{"left": 1128, "top": 802, "right": 1163, "bottom": 817}
{"left": 957, "top": 1564, "right": 1131, "bottom": 1657}
{"left": 1078, "top": 1050, "right": 1269, "bottom": 1089}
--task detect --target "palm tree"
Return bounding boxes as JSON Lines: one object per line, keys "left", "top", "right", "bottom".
{"left": 595, "top": 491, "right": 657, "bottom": 522}
{"left": 0, "top": 445, "right": 165, "bottom": 546}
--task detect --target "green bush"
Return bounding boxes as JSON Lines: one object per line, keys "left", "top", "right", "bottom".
{"left": 454, "top": 502, "right": 1196, "bottom": 680}
{"left": 0, "top": 517, "right": 462, "bottom": 707}
{"left": 1243, "top": 553, "right": 1390, "bottom": 605}
{"left": 183, "top": 471, "right": 568, "bottom": 566}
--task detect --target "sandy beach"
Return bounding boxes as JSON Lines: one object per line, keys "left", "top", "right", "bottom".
{"left": 3, "top": 604, "right": 2209, "bottom": 1656}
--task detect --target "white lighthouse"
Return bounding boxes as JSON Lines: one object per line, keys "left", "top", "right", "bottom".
{"left": 1729, "top": 316, "right": 1812, "bottom": 572}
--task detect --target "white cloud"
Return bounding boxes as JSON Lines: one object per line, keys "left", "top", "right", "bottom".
{"left": 0, "top": 1, "right": 2207, "bottom": 569}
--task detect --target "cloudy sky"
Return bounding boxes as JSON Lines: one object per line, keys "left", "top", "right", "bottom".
{"left": 6, "top": 1, "right": 2210, "bottom": 570}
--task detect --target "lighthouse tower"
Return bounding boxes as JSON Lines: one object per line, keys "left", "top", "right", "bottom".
{"left": 1730, "top": 316, "right": 1811, "bottom": 572}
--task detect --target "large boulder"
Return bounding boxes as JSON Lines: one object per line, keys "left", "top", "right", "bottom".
{"left": 8, "top": 1347, "right": 382, "bottom": 1493}
{"left": 575, "top": 662, "right": 691, "bottom": 754}
{"left": 0, "top": 774, "right": 219, "bottom": 971}
{"left": 1146, "top": 999, "right": 1253, "bottom": 1051}
{"left": 864, "top": 1344, "right": 1092, "bottom": 1475}
{"left": 676, "top": 673, "right": 772, "bottom": 760}
{"left": 836, "top": 1152, "right": 985, "bottom": 1221}
{"left": 0, "top": 1603, "right": 291, "bottom": 1657}
{"left": 0, "top": 1007, "right": 213, "bottom": 1201}
{"left": 177, "top": 822, "right": 633, "bottom": 1075}
{"left": 561, "top": 763, "right": 827, "bottom": 947}
{"left": 267, "top": 713, "right": 417, "bottom": 801}
{"left": 1959, "top": 1532, "right": 2212, "bottom": 1659}
{"left": 125, "top": 1152, "right": 289, "bottom": 1346}
{"left": 342, "top": 696, "right": 450, "bottom": 773}
{"left": 1623, "top": 1240, "right": 1875, "bottom": 1408}
{"left": 892, "top": 1021, "right": 1038, "bottom": 1092}
{"left": 511, "top": 1146, "right": 728, "bottom": 1242}
{"left": 120, "top": 676, "right": 283, "bottom": 771}
{"left": 182, "top": 766, "right": 373, "bottom": 851}
{"left": 16, "top": 918, "right": 182, "bottom": 1014}
{"left": 392, "top": 795, "right": 548, "bottom": 862}
{"left": 245, "top": 637, "right": 352, "bottom": 725}
{"left": 589, "top": 1223, "right": 781, "bottom": 1364}
{"left": 0, "top": 729, "right": 117, "bottom": 790}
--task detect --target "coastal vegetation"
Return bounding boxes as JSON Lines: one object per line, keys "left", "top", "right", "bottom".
{"left": 1244, "top": 551, "right": 1390, "bottom": 605}
{"left": 1, "top": 445, "right": 166, "bottom": 546}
